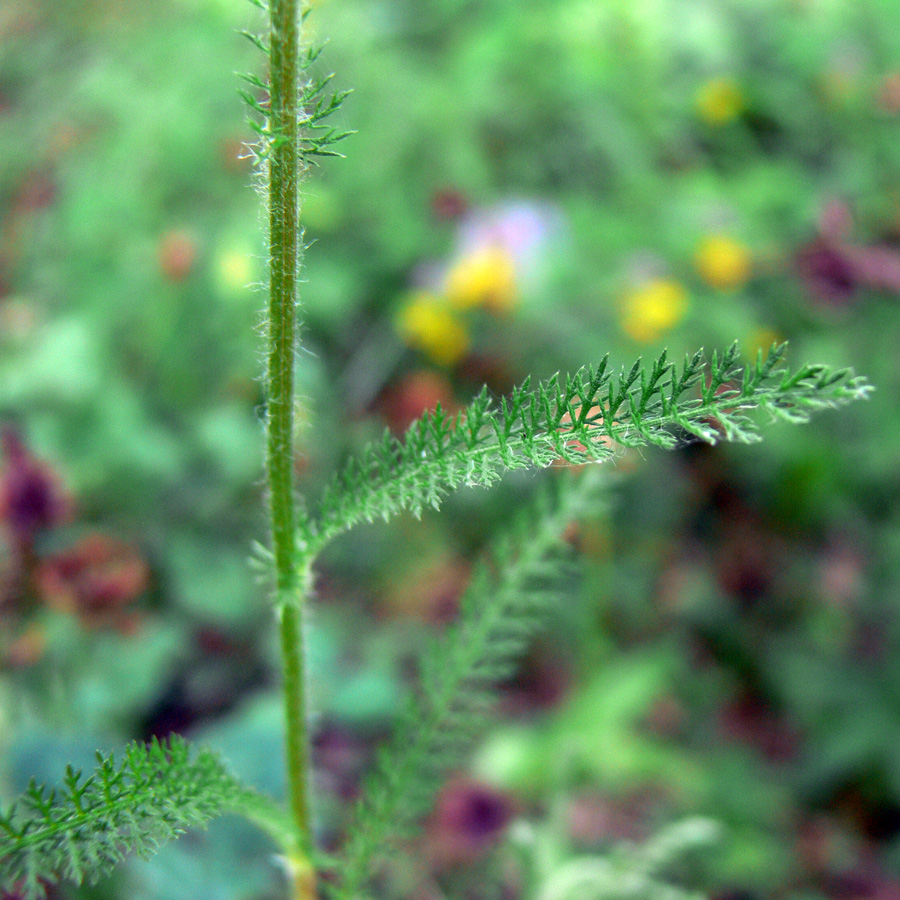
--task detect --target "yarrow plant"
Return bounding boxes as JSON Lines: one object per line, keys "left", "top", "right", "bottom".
{"left": 0, "top": 2, "right": 872, "bottom": 899}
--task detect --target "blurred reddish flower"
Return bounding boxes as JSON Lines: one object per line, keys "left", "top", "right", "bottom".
{"left": 382, "top": 552, "right": 470, "bottom": 625}
{"left": 851, "top": 244, "right": 900, "bottom": 293}
{"left": 430, "top": 188, "right": 468, "bottom": 221}
{"left": 14, "top": 171, "right": 56, "bottom": 213}
{"left": 795, "top": 816, "right": 855, "bottom": 879}
{"left": 36, "top": 533, "right": 148, "bottom": 630}
{"left": 455, "top": 352, "right": 518, "bottom": 396}
{"left": 377, "top": 369, "right": 457, "bottom": 435}
{"left": 3, "top": 622, "right": 46, "bottom": 668}
{"left": 158, "top": 229, "right": 198, "bottom": 282}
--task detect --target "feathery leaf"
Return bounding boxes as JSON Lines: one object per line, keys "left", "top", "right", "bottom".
{"left": 304, "top": 343, "right": 870, "bottom": 553}
{"left": 331, "top": 468, "right": 611, "bottom": 900}
{"left": 0, "top": 736, "right": 293, "bottom": 899}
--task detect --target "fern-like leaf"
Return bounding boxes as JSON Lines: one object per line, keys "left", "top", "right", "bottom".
{"left": 0, "top": 736, "right": 293, "bottom": 899}
{"left": 305, "top": 343, "right": 870, "bottom": 553}
{"left": 331, "top": 468, "right": 610, "bottom": 900}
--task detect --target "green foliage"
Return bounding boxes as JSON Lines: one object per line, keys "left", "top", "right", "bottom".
{"left": 0, "top": 1, "right": 884, "bottom": 898}
{"left": 526, "top": 817, "right": 721, "bottom": 900}
{"left": 332, "top": 469, "right": 610, "bottom": 899}
{"left": 0, "top": 736, "right": 290, "bottom": 900}
{"left": 307, "top": 343, "right": 870, "bottom": 552}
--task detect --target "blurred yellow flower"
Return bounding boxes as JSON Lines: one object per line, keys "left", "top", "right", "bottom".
{"left": 696, "top": 77, "right": 744, "bottom": 125}
{"left": 397, "top": 292, "right": 469, "bottom": 367}
{"left": 215, "top": 247, "right": 255, "bottom": 295}
{"left": 695, "top": 235, "right": 751, "bottom": 290}
{"left": 445, "top": 246, "right": 517, "bottom": 313}
{"left": 621, "top": 279, "right": 688, "bottom": 343}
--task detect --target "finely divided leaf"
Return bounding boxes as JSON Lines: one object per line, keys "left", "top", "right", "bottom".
{"left": 0, "top": 736, "right": 291, "bottom": 899}
{"left": 305, "top": 344, "right": 870, "bottom": 552}
{"left": 332, "top": 468, "right": 610, "bottom": 900}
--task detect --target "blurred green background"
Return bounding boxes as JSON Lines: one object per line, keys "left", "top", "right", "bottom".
{"left": 2, "top": 0, "right": 900, "bottom": 897}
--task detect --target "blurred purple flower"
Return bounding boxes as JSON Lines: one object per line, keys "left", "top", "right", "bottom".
{"left": 795, "top": 200, "right": 900, "bottom": 304}
{"left": 427, "top": 777, "right": 514, "bottom": 868}
{"left": 314, "top": 725, "right": 367, "bottom": 802}
{"left": 0, "top": 427, "right": 71, "bottom": 550}
{"left": 795, "top": 240, "right": 859, "bottom": 305}
{"left": 832, "top": 868, "right": 900, "bottom": 900}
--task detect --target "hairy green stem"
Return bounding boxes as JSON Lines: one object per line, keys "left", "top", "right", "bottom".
{"left": 266, "top": 0, "right": 314, "bottom": 893}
